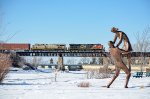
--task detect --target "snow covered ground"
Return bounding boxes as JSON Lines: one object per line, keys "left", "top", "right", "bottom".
{"left": 0, "top": 70, "right": 150, "bottom": 99}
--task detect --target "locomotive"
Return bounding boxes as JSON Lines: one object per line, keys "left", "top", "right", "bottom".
{"left": 69, "top": 44, "right": 103, "bottom": 52}
{"left": 31, "top": 44, "right": 66, "bottom": 51}
{"left": 0, "top": 43, "right": 104, "bottom": 52}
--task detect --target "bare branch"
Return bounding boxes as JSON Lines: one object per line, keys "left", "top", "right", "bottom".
{"left": 133, "top": 26, "right": 150, "bottom": 52}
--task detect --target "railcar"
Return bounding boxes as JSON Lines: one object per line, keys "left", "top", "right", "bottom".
{"left": 0, "top": 43, "right": 30, "bottom": 51}
{"left": 31, "top": 44, "right": 66, "bottom": 51}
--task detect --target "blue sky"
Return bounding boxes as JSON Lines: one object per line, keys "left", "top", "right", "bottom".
{"left": 1, "top": 0, "right": 150, "bottom": 49}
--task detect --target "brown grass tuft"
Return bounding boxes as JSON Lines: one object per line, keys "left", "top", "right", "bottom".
{"left": 77, "top": 81, "right": 90, "bottom": 88}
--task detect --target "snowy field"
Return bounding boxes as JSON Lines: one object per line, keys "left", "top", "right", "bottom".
{"left": 0, "top": 70, "right": 150, "bottom": 99}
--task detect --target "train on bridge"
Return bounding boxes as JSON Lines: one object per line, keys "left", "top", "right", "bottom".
{"left": 1, "top": 43, "right": 150, "bottom": 57}
{"left": 0, "top": 43, "right": 104, "bottom": 52}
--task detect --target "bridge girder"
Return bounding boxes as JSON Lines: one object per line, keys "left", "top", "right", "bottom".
{"left": 15, "top": 51, "right": 150, "bottom": 57}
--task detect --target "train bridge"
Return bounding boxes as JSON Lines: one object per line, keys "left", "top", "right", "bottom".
{"left": 16, "top": 51, "right": 150, "bottom": 57}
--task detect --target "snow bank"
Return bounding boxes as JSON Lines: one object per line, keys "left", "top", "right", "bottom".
{"left": 0, "top": 71, "right": 150, "bottom": 99}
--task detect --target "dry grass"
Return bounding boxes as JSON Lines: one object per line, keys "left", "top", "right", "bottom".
{"left": 0, "top": 53, "right": 11, "bottom": 83}
{"left": 77, "top": 81, "right": 90, "bottom": 87}
{"left": 140, "top": 85, "right": 144, "bottom": 89}
{"left": 84, "top": 68, "right": 112, "bottom": 79}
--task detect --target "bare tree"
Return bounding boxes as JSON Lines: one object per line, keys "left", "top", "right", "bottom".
{"left": 30, "top": 57, "right": 43, "bottom": 67}
{"left": 79, "top": 57, "right": 91, "bottom": 64}
{"left": 103, "top": 56, "right": 110, "bottom": 69}
{"left": 0, "top": 11, "right": 11, "bottom": 83}
{"left": 97, "top": 57, "right": 103, "bottom": 65}
{"left": 0, "top": 53, "right": 11, "bottom": 83}
{"left": 90, "top": 57, "right": 97, "bottom": 64}
{"left": 133, "top": 26, "right": 150, "bottom": 71}
{"left": 67, "top": 58, "right": 76, "bottom": 64}
{"left": 0, "top": 12, "right": 6, "bottom": 41}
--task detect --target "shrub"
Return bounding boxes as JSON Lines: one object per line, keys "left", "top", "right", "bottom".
{"left": 0, "top": 53, "right": 11, "bottom": 83}
{"left": 77, "top": 81, "right": 90, "bottom": 87}
{"left": 85, "top": 68, "right": 112, "bottom": 79}
{"left": 10, "top": 53, "right": 24, "bottom": 68}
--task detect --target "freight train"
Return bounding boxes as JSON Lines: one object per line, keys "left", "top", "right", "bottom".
{"left": 0, "top": 43, "right": 104, "bottom": 52}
